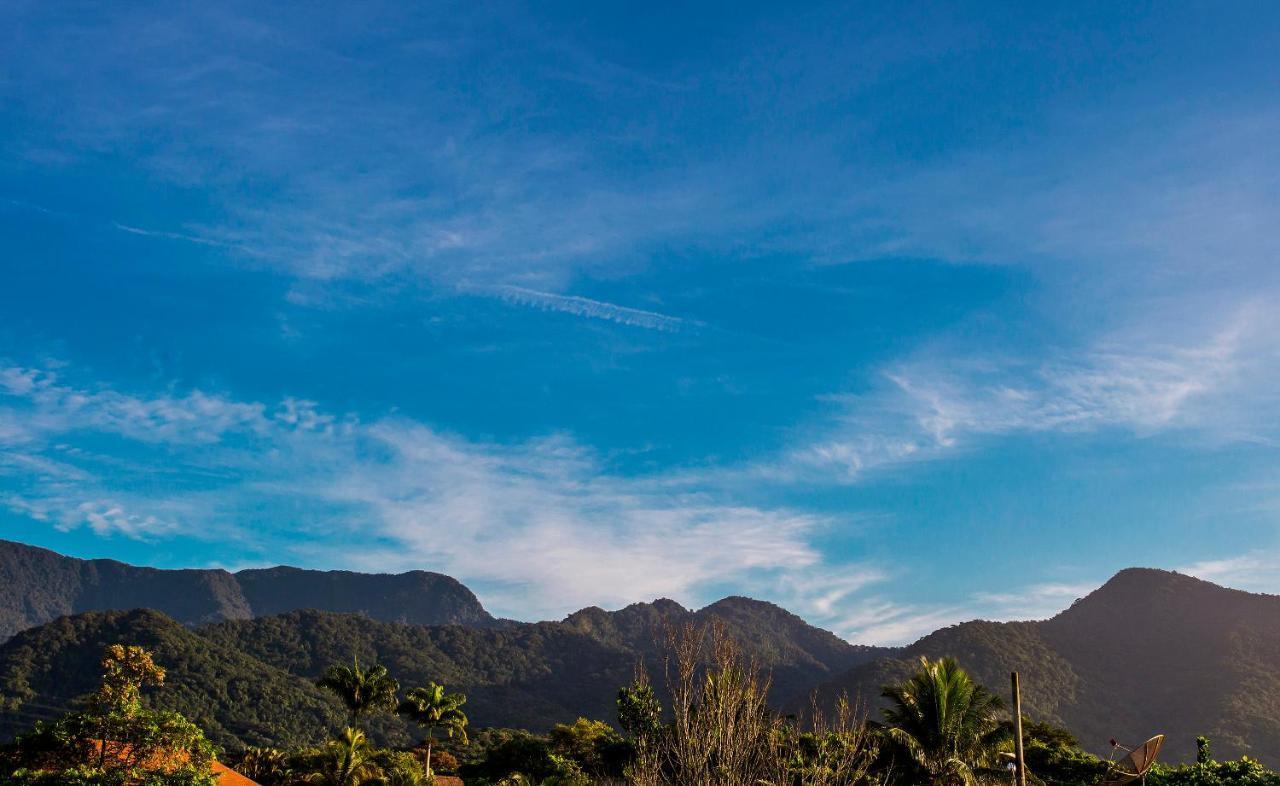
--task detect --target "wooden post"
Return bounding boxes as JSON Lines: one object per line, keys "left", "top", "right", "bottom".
{"left": 1012, "top": 672, "right": 1027, "bottom": 786}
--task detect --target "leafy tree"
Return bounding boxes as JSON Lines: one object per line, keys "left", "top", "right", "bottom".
{"left": 541, "top": 753, "right": 591, "bottom": 786}
{"left": 0, "top": 646, "right": 217, "bottom": 786}
{"left": 1011, "top": 719, "right": 1106, "bottom": 786}
{"left": 369, "top": 749, "right": 430, "bottom": 786}
{"left": 316, "top": 660, "right": 400, "bottom": 727}
{"left": 422, "top": 749, "right": 457, "bottom": 775}
{"left": 1196, "top": 737, "right": 1212, "bottom": 766}
{"left": 1148, "top": 737, "right": 1280, "bottom": 786}
{"left": 92, "top": 646, "right": 166, "bottom": 717}
{"left": 458, "top": 730, "right": 558, "bottom": 783}
{"left": 616, "top": 679, "right": 661, "bottom": 740}
{"left": 877, "top": 656, "right": 1008, "bottom": 786}
{"left": 547, "top": 718, "right": 625, "bottom": 778}
{"left": 397, "top": 682, "right": 467, "bottom": 775}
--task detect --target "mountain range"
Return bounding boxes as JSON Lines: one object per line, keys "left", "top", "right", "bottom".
{"left": 0, "top": 539, "right": 492, "bottom": 641}
{"left": 2, "top": 539, "right": 1278, "bottom": 765}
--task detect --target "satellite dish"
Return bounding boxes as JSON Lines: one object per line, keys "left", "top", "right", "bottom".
{"left": 1103, "top": 735, "right": 1165, "bottom": 786}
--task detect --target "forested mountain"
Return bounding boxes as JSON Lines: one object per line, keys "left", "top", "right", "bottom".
{"left": 562, "top": 596, "right": 890, "bottom": 700}
{"left": 0, "top": 539, "right": 492, "bottom": 641}
{"left": 0, "top": 541, "right": 253, "bottom": 642}
{"left": 4, "top": 541, "right": 1280, "bottom": 765}
{"left": 234, "top": 565, "right": 493, "bottom": 627}
{"left": 0, "top": 601, "right": 877, "bottom": 750}
{"left": 0, "top": 609, "right": 342, "bottom": 749}
{"left": 810, "top": 569, "right": 1280, "bottom": 765}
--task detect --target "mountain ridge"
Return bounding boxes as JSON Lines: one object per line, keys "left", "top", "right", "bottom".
{"left": 5, "top": 540, "right": 1280, "bottom": 764}
{"left": 810, "top": 566, "right": 1280, "bottom": 765}
{"left": 0, "top": 539, "right": 494, "bottom": 641}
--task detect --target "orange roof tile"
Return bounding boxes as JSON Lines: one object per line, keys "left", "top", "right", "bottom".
{"left": 212, "top": 760, "right": 261, "bottom": 786}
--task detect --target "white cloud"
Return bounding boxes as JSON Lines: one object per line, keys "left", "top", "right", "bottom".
{"left": 833, "top": 579, "right": 1098, "bottom": 646}
{"left": 111, "top": 222, "right": 231, "bottom": 248}
{"left": 2, "top": 366, "right": 271, "bottom": 444}
{"left": 1179, "top": 552, "right": 1280, "bottom": 595}
{"left": 466, "top": 285, "right": 697, "bottom": 333}
{"left": 0, "top": 363, "right": 868, "bottom": 621}
{"left": 791, "top": 302, "right": 1277, "bottom": 479}
{"left": 971, "top": 581, "right": 1097, "bottom": 620}
{"left": 833, "top": 600, "right": 967, "bottom": 647}
{"left": 4, "top": 495, "right": 183, "bottom": 539}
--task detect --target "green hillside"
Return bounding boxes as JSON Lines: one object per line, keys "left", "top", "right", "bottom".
{"left": 810, "top": 569, "right": 1280, "bottom": 765}
{"left": 0, "top": 609, "right": 342, "bottom": 749}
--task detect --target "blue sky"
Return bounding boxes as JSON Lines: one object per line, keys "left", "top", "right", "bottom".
{"left": 2, "top": 1, "right": 1279, "bottom": 644}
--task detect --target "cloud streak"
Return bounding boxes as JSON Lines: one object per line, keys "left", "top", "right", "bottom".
{"left": 789, "top": 302, "right": 1278, "bottom": 480}
{"left": 467, "top": 285, "right": 697, "bottom": 332}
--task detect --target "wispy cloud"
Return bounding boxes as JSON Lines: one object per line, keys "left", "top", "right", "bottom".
{"left": 111, "top": 222, "right": 230, "bottom": 248}
{"left": 0, "top": 362, "right": 868, "bottom": 621}
{"left": 837, "top": 579, "right": 1098, "bottom": 646}
{"left": 466, "top": 284, "right": 697, "bottom": 332}
{"left": 5, "top": 495, "right": 183, "bottom": 539}
{"left": 1179, "top": 552, "right": 1280, "bottom": 595}
{"left": 789, "top": 303, "right": 1276, "bottom": 479}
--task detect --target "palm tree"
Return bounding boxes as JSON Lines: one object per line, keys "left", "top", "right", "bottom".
{"left": 878, "top": 656, "right": 1008, "bottom": 786}
{"left": 398, "top": 682, "right": 469, "bottom": 775}
{"left": 314, "top": 727, "right": 380, "bottom": 786}
{"left": 238, "top": 747, "right": 291, "bottom": 786}
{"left": 316, "top": 658, "right": 400, "bottom": 725}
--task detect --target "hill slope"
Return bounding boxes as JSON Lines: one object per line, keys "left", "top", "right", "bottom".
{"left": 810, "top": 569, "right": 1280, "bottom": 765}
{"left": 0, "top": 540, "right": 252, "bottom": 641}
{"left": 0, "top": 609, "right": 342, "bottom": 749}
{"left": 562, "top": 596, "right": 889, "bottom": 701}
{"left": 0, "top": 601, "right": 887, "bottom": 748}
{"left": 0, "top": 539, "right": 493, "bottom": 641}
{"left": 199, "top": 610, "right": 637, "bottom": 735}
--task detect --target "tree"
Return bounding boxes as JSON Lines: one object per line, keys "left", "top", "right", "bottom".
{"left": 397, "top": 682, "right": 468, "bottom": 775}
{"left": 617, "top": 667, "right": 662, "bottom": 786}
{"left": 236, "top": 747, "right": 291, "bottom": 786}
{"left": 0, "top": 646, "right": 217, "bottom": 786}
{"left": 616, "top": 673, "right": 661, "bottom": 740}
{"left": 878, "top": 656, "right": 1008, "bottom": 786}
{"left": 315, "top": 659, "right": 400, "bottom": 726}
{"left": 1013, "top": 719, "right": 1106, "bottom": 786}
{"left": 547, "top": 718, "right": 625, "bottom": 778}
{"left": 92, "top": 645, "right": 166, "bottom": 717}
{"left": 310, "top": 727, "right": 380, "bottom": 786}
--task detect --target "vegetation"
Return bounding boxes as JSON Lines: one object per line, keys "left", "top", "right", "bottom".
{"left": 814, "top": 568, "right": 1280, "bottom": 764}
{"left": 5, "top": 558, "right": 1280, "bottom": 783}
{"left": 5, "top": 631, "right": 1280, "bottom": 786}
{"left": 875, "top": 656, "right": 1008, "bottom": 786}
{"left": 316, "top": 662, "right": 401, "bottom": 726}
{"left": 0, "top": 610, "right": 343, "bottom": 749}
{"left": 398, "top": 683, "right": 468, "bottom": 775}
{"left": 0, "top": 645, "right": 218, "bottom": 786}
{"left": 619, "top": 623, "right": 878, "bottom": 786}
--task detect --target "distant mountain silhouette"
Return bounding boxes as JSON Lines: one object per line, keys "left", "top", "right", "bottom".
{"left": 4, "top": 540, "right": 1280, "bottom": 764}
{"left": 0, "top": 539, "right": 492, "bottom": 640}
{"left": 235, "top": 565, "right": 493, "bottom": 627}
{"left": 809, "top": 568, "right": 1280, "bottom": 764}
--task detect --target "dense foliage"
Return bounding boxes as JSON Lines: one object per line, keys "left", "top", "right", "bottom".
{"left": 812, "top": 569, "right": 1280, "bottom": 765}
{"left": 0, "top": 611, "right": 342, "bottom": 749}
{"left": 0, "top": 645, "right": 218, "bottom": 786}
{"left": 876, "top": 656, "right": 1008, "bottom": 786}
{"left": 5, "top": 631, "right": 1280, "bottom": 786}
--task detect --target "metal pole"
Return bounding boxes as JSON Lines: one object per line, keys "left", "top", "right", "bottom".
{"left": 1012, "top": 672, "right": 1027, "bottom": 786}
